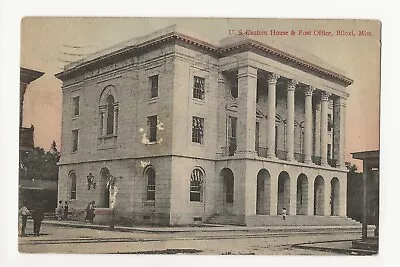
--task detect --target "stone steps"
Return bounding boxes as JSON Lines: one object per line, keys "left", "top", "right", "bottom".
{"left": 207, "top": 214, "right": 361, "bottom": 227}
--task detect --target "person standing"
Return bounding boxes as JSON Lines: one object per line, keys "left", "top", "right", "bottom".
{"left": 19, "top": 202, "right": 30, "bottom": 237}
{"left": 56, "top": 201, "right": 64, "bottom": 221}
{"left": 64, "top": 201, "right": 69, "bottom": 220}
{"left": 32, "top": 202, "right": 45, "bottom": 236}
{"left": 282, "top": 207, "right": 287, "bottom": 220}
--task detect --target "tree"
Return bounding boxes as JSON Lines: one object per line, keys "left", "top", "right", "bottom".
{"left": 19, "top": 141, "right": 60, "bottom": 181}
{"left": 345, "top": 161, "right": 358, "bottom": 173}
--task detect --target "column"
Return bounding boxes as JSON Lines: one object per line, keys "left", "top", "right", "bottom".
{"left": 237, "top": 65, "right": 258, "bottom": 156}
{"left": 286, "top": 79, "right": 297, "bottom": 161}
{"left": 362, "top": 161, "right": 369, "bottom": 239}
{"left": 267, "top": 73, "right": 280, "bottom": 158}
{"left": 101, "top": 110, "right": 107, "bottom": 136}
{"left": 333, "top": 97, "right": 346, "bottom": 168}
{"left": 314, "top": 101, "right": 321, "bottom": 158}
{"left": 320, "top": 92, "right": 331, "bottom": 166}
{"left": 304, "top": 86, "right": 315, "bottom": 164}
{"left": 113, "top": 106, "right": 118, "bottom": 135}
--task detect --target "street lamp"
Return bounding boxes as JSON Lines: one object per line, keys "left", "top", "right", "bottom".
{"left": 86, "top": 173, "right": 96, "bottom": 190}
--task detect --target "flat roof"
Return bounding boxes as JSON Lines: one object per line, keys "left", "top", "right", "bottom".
{"left": 351, "top": 150, "right": 380, "bottom": 160}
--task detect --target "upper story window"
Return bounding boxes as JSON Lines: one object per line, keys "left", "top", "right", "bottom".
{"left": 148, "top": 115, "right": 158, "bottom": 142}
{"left": 72, "top": 96, "right": 80, "bottom": 116}
{"left": 149, "top": 75, "right": 159, "bottom": 98}
{"left": 190, "top": 168, "right": 204, "bottom": 202}
{"left": 192, "top": 117, "right": 204, "bottom": 144}
{"left": 99, "top": 86, "right": 119, "bottom": 137}
{"left": 106, "top": 95, "right": 115, "bottom": 135}
{"left": 193, "top": 76, "right": 205, "bottom": 100}
{"left": 72, "top": 129, "right": 79, "bottom": 152}
{"left": 228, "top": 116, "right": 237, "bottom": 155}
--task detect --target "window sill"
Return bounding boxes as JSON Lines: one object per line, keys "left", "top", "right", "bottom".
{"left": 192, "top": 98, "right": 206, "bottom": 105}
{"left": 70, "top": 151, "right": 78, "bottom": 154}
{"left": 189, "top": 201, "right": 204, "bottom": 207}
{"left": 148, "top": 97, "right": 159, "bottom": 104}
{"left": 99, "top": 134, "right": 117, "bottom": 139}
{"left": 72, "top": 115, "right": 79, "bottom": 120}
{"left": 144, "top": 200, "right": 155, "bottom": 207}
{"left": 191, "top": 141, "right": 205, "bottom": 147}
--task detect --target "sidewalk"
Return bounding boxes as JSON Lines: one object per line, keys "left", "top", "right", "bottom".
{"left": 41, "top": 219, "right": 367, "bottom": 234}
{"left": 293, "top": 239, "right": 378, "bottom": 255}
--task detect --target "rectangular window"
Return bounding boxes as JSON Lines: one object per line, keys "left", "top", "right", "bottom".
{"left": 190, "top": 180, "right": 202, "bottom": 202}
{"left": 228, "top": 116, "right": 237, "bottom": 156}
{"left": 193, "top": 76, "right": 205, "bottom": 100}
{"left": 255, "top": 122, "right": 260, "bottom": 151}
{"left": 327, "top": 144, "right": 332, "bottom": 159}
{"left": 148, "top": 115, "right": 157, "bottom": 142}
{"left": 149, "top": 75, "right": 159, "bottom": 98}
{"left": 192, "top": 116, "right": 204, "bottom": 144}
{"left": 73, "top": 96, "right": 80, "bottom": 116}
{"left": 72, "top": 129, "right": 79, "bottom": 152}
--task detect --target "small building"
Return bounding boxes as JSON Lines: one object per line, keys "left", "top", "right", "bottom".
{"left": 19, "top": 67, "right": 58, "bottom": 212}
{"left": 351, "top": 150, "right": 379, "bottom": 252}
{"left": 55, "top": 25, "right": 354, "bottom": 226}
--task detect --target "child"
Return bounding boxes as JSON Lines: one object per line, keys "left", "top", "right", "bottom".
{"left": 282, "top": 207, "right": 287, "bottom": 220}
{"left": 19, "top": 202, "right": 30, "bottom": 237}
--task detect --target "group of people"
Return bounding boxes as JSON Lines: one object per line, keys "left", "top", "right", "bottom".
{"left": 19, "top": 201, "right": 45, "bottom": 237}
{"left": 56, "top": 201, "right": 69, "bottom": 221}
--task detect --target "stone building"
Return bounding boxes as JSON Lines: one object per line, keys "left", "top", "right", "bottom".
{"left": 55, "top": 25, "right": 353, "bottom": 226}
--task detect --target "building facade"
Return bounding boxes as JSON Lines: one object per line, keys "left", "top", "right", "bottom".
{"left": 55, "top": 26, "right": 353, "bottom": 226}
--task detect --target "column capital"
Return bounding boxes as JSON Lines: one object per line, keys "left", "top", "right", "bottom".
{"left": 304, "top": 85, "right": 315, "bottom": 96}
{"left": 334, "top": 97, "right": 347, "bottom": 107}
{"left": 238, "top": 65, "right": 258, "bottom": 79}
{"left": 321, "top": 91, "right": 332, "bottom": 101}
{"left": 267, "top": 73, "right": 280, "bottom": 84}
{"left": 287, "top": 79, "right": 298, "bottom": 91}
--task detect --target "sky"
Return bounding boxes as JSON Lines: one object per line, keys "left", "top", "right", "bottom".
{"left": 20, "top": 17, "right": 381, "bottom": 167}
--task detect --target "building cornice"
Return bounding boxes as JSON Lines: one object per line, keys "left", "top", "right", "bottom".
{"left": 55, "top": 32, "right": 353, "bottom": 87}
{"left": 20, "top": 67, "right": 44, "bottom": 84}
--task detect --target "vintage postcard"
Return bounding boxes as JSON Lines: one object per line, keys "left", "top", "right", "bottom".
{"left": 18, "top": 17, "right": 380, "bottom": 255}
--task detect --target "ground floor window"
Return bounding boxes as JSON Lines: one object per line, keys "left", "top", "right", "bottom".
{"left": 190, "top": 168, "right": 204, "bottom": 202}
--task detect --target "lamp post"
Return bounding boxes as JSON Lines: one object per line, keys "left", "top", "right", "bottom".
{"left": 86, "top": 173, "right": 96, "bottom": 190}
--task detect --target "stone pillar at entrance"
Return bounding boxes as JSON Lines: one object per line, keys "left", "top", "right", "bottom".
{"left": 289, "top": 174, "right": 297, "bottom": 215}
{"left": 304, "top": 86, "right": 315, "bottom": 164}
{"left": 266, "top": 73, "right": 280, "bottom": 159}
{"left": 269, "top": 176, "right": 278, "bottom": 215}
{"left": 320, "top": 92, "right": 331, "bottom": 166}
{"left": 236, "top": 65, "right": 258, "bottom": 156}
{"left": 286, "top": 79, "right": 297, "bottom": 161}
{"left": 307, "top": 178, "right": 315, "bottom": 215}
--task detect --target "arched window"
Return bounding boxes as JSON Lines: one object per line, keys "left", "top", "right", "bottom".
{"left": 106, "top": 95, "right": 115, "bottom": 135}
{"left": 190, "top": 168, "right": 204, "bottom": 202}
{"left": 99, "top": 86, "right": 118, "bottom": 137}
{"left": 69, "top": 171, "right": 77, "bottom": 200}
{"left": 145, "top": 167, "right": 156, "bottom": 201}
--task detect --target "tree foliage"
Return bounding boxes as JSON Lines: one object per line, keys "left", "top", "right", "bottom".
{"left": 345, "top": 161, "right": 358, "bottom": 173}
{"left": 19, "top": 141, "right": 60, "bottom": 181}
